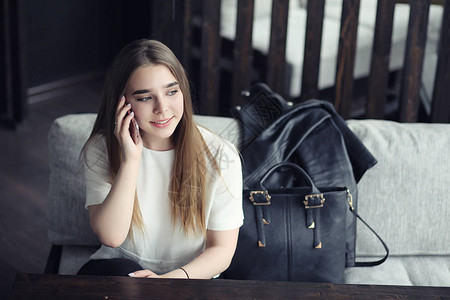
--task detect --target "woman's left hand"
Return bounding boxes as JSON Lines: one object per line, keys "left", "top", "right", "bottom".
{"left": 128, "top": 269, "right": 160, "bottom": 278}
{"left": 129, "top": 268, "right": 191, "bottom": 279}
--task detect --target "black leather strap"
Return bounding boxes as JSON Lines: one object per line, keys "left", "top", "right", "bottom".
{"left": 255, "top": 206, "right": 266, "bottom": 247}
{"left": 306, "top": 209, "right": 314, "bottom": 229}
{"left": 303, "top": 193, "right": 325, "bottom": 248}
{"left": 250, "top": 191, "right": 270, "bottom": 248}
{"left": 263, "top": 206, "right": 271, "bottom": 225}
{"left": 350, "top": 207, "right": 390, "bottom": 267}
{"left": 259, "top": 162, "right": 321, "bottom": 194}
{"left": 313, "top": 208, "right": 322, "bottom": 248}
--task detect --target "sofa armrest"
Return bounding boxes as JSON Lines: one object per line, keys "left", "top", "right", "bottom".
{"left": 47, "top": 113, "right": 99, "bottom": 246}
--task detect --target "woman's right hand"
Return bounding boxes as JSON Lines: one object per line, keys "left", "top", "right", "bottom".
{"left": 89, "top": 95, "right": 142, "bottom": 247}
{"left": 114, "top": 95, "right": 143, "bottom": 161}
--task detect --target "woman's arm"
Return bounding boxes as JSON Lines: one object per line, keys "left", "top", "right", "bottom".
{"left": 89, "top": 96, "right": 143, "bottom": 247}
{"left": 88, "top": 159, "right": 140, "bottom": 247}
{"left": 130, "top": 228, "right": 239, "bottom": 279}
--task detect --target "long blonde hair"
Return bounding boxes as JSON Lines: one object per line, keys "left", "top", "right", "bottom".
{"left": 83, "top": 39, "right": 217, "bottom": 236}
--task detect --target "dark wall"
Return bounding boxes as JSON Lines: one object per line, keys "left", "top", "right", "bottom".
{"left": 24, "top": 0, "right": 152, "bottom": 88}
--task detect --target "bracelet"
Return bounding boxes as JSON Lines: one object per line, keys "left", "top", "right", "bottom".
{"left": 179, "top": 267, "right": 189, "bottom": 279}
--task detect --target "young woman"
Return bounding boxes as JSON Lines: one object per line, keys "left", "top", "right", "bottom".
{"left": 78, "top": 39, "right": 243, "bottom": 279}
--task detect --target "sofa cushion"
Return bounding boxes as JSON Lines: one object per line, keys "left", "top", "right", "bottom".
{"left": 347, "top": 120, "right": 450, "bottom": 256}
{"left": 345, "top": 255, "right": 450, "bottom": 286}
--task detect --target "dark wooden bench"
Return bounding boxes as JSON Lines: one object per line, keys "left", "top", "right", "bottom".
{"left": 152, "top": 0, "right": 449, "bottom": 123}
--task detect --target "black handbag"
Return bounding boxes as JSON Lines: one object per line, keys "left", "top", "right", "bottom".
{"left": 224, "top": 162, "right": 349, "bottom": 283}
{"left": 224, "top": 83, "right": 389, "bottom": 282}
{"left": 232, "top": 83, "right": 380, "bottom": 267}
{"left": 224, "top": 162, "right": 389, "bottom": 283}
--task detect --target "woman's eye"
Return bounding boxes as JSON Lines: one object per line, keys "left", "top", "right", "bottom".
{"left": 137, "top": 96, "right": 152, "bottom": 101}
{"left": 167, "top": 90, "right": 178, "bottom": 96}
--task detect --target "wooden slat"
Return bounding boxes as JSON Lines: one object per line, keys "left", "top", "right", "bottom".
{"left": 300, "top": 0, "right": 325, "bottom": 101}
{"left": 0, "top": 0, "right": 10, "bottom": 119}
{"left": 171, "top": 0, "right": 193, "bottom": 68}
{"left": 11, "top": 0, "right": 27, "bottom": 123}
{"left": 151, "top": 1, "right": 171, "bottom": 46}
{"left": 231, "top": 0, "right": 254, "bottom": 107}
{"left": 396, "top": 0, "right": 443, "bottom": 4}
{"left": 200, "top": 0, "right": 221, "bottom": 115}
{"left": 266, "top": 0, "right": 289, "bottom": 96}
{"left": 151, "top": 1, "right": 191, "bottom": 68}
{"left": 0, "top": 0, "right": 27, "bottom": 128}
{"left": 399, "top": 0, "right": 430, "bottom": 122}
{"left": 430, "top": 0, "right": 450, "bottom": 123}
{"left": 334, "top": 0, "right": 360, "bottom": 119}
{"left": 180, "top": 0, "right": 193, "bottom": 69}
{"left": 366, "top": 0, "right": 396, "bottom": 119}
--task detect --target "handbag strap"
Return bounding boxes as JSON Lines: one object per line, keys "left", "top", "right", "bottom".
{"left": 256, "top": 162, "right": 325, "bottom": 248}
{"left": 260, "top": 162, "right": 322, "bottom": 243}
{"left": 259, "top": 162, "right": 320, "bottom": 195}
{"left": 346, "top": 191, "right": 390, "bottom": 267}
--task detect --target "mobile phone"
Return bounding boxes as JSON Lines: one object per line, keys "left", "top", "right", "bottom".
{"left": 130, "top": 118, "right": 139, "bottom": 145}
{"left": 125, "top": 96, "right": 139, "bottom": 145}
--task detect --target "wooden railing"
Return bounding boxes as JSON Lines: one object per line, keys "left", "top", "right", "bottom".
{"left": 152, "top": 0, "right": 450, "bottom": 123}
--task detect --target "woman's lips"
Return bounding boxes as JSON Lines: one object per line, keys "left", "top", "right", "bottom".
{"left": 150, "top": 116, "right": 174, "bottom": 128}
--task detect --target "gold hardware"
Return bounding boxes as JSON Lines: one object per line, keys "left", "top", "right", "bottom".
{"left": 347, "top": 189, "right": 354, "bottom": 211}
{"left": 308, "top": 221, "right": 315, "bottom": 229}
{"left": 262, "top": 218, "right": 270, "bottom": 225}
{"left": 303, "top": 194, "right": 325, "bottom": 209}
{"left": 258, "top": 240, "right": 266, "bottom": 248}
{"left": 249, "top": 190, "right": 271, "bottom": 206}
{"left": 315, "top": 242, "right": 322, "bottom": 249}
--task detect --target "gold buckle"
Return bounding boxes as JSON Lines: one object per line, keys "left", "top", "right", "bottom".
{"left": 303, "top": 194, "right": 325, "bottom": 209}
{"left": 249, "top": 190, "right": 271, "bottom": 206}
{"left": 346, "top": 189, "right": 354, "bottom": 211}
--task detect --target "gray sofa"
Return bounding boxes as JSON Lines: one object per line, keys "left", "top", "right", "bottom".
{"left": 46, "top": 113, "right": 450, "bottom": 286}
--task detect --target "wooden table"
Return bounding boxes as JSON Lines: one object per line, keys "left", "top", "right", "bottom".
{"left": 8, "top": 273, "right": 450, "bottom": 299}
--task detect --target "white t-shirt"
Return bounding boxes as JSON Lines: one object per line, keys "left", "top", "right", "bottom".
{"left": 84, "top": 126, "right": 243, "bottom": 274}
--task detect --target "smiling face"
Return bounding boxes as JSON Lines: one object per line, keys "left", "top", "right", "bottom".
{"left": 125, "top": 64, "right": 184, "bottom": 151}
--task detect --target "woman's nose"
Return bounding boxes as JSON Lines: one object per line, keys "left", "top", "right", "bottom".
{"left": 153, "top": 97, "right": 167, "bottom": 114}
